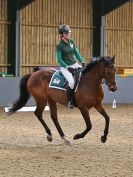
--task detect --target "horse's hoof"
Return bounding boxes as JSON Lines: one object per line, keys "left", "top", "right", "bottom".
{"left": 63, "top": 137, "right": 71, "bottom": 146}
{"left": 64, "top": 139, "right": 71, "bottom": 146}
{"left": 6, "top": 111, "right": 15, "bottom": 115}
{"left": 73, "top": 134, "right": 81, "bottom": 140}
{"left": 101, "top": 136, "right": 107, "bottom": 143}
{"left": 47, "top": 135, "right": 52, "bottom": 142}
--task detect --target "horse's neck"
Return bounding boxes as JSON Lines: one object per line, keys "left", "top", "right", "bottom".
{"left": 84, "top": 62, "right": 104, "bottom": 84}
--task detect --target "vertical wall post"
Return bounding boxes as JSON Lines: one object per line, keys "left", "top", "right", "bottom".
{"left": 92, "top": 0, "right": 102, "bottom": 57}
{"left": 15, "top": 10, "right": 20, "bottom": 77}
{"left": 100, "top": 16, "right": 105, "bottom": 56}
{"left": 7, "top": 0, "right": 16, "bottom": 75}
{"left": 7, "top": 0, "right": 35, "bottom": 76}
{"left": 92, "top": 0, "right": 128, "bottom": 57}
{"left": 100, "top": 0, "right": 105, "bottom": 56}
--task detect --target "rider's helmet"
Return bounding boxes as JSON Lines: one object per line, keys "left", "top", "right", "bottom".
{"left": 58, "top": 24, "right": 71, "bottom": 34}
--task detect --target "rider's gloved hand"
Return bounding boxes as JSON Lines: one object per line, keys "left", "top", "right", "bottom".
{"left": 82, "top": 62, "right": 85, "bottom": 68}
{"left": 67, "top": 67, "right": 74, "bottom": 73}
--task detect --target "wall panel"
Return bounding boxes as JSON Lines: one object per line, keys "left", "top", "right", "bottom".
{"left": 0, "top": 0, "right": 9, "bottom": 73}
{"left": 105, "top": 2, "right": 133, "bottom": 68}
{"left": 20, "top": 0, "right": 93, "bottom": 75}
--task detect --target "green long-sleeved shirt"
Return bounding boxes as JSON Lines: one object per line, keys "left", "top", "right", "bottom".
{"left": 56, "top": 39, "right": 84, "bottom": 68}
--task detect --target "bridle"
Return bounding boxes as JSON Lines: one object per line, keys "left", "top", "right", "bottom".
{"left": 102, "top": 78, "right": 116, "bottom": 87}
{"left": 102, "top": 63, "right": 116, "bottom": 88}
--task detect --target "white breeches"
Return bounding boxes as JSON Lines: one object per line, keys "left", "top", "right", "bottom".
{"left": 60, "top": 63, "right": 82, "bottom": 89}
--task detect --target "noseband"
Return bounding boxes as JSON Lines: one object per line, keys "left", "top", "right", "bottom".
{"left": 102, "top": 79, "right": 116, "bottom": 87}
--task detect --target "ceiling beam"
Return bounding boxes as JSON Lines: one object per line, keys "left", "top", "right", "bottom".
{"left": 16, "top": 0, "right": 35, "bottom": 10}
{"left": 103, "top": 0, "right": 129, "bottom": 15}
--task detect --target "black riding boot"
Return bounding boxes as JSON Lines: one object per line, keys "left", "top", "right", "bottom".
{"left": 66, "top": 86, "right": 74, "bottom": 109}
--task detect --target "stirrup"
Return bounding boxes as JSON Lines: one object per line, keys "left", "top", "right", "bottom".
{"left": 67, "top": 101, "right": 74, "bottom": 109}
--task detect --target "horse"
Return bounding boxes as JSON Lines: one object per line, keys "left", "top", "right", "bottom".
{"left": 8, "top": 56, "right": 117, "bottom": 145}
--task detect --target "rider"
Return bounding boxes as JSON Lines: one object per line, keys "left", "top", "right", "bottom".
{"left": 56, "top": 24, "right": 85, "bottom": 109}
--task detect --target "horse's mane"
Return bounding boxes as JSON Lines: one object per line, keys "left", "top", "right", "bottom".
{"left": 82, "top": 57, "right": 101, "bottom": 74}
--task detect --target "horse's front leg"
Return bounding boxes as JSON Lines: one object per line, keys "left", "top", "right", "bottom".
{"left": 74, "top": 107, "right": 92, "bottom": 140}
{"left": 95, "top": 103, "right": 110, "bottom": 143}
{"left": 48, "top": 99, "right": 71, "bottom": 145}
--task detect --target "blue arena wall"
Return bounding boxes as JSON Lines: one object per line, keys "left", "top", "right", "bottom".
{"left": 103, "top": 76, "right": 133, "bottom": 104}
{"left": 0, "top": 76, "right": 133, "bottom": 107}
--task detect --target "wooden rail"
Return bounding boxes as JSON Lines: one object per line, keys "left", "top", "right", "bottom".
{"left": 0, "top": 64, "right": 11, "bottom": 66}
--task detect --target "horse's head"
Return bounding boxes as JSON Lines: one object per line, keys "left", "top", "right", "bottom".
{"left": 102, "top": 56, "right": 117, "bottom": 92}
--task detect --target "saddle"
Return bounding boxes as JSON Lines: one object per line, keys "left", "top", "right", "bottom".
{"left": 49, "top": 68, "right": 82, "bottom": 92}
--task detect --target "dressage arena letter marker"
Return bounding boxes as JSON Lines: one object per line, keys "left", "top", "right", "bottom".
{"left": 112, "top": 99, "right": 117, "bottom": 109}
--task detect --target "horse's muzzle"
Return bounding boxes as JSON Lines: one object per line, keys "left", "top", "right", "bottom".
{"left": 109, "top": 84, "right": 117, "bottom": 92}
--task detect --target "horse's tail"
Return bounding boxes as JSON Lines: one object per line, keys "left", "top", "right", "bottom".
{"left": 8, "top": 74, "right": 31, "bottom": 114}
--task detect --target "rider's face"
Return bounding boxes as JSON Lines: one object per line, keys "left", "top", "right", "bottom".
{"left": 62, "top": 32, "right": 70, "bottom": 40}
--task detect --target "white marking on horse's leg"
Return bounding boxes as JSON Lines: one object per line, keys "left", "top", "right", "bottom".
{"left": 62, "top": 136, "right": 71, "bottom": 146}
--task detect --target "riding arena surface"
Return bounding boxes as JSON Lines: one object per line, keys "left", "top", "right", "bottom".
{"left": 0, "top": 104, "right": 132, "bottom": 177}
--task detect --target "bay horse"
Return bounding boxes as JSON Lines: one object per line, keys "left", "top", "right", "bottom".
{"left": 8, "top": 56, "right": 117, "bottom": 145}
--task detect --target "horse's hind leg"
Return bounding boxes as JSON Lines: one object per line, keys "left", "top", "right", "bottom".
{"left": 74, "top": 107, "right": 92, "bottom": 140}
{"left": 34, "top": 97, "right": 52, "bottom": 142}
{"left": 95, "top": 103, "right": 110, "bottom": 143}
{"left": 48, "top": 98, "right": 71, "bottom": 145}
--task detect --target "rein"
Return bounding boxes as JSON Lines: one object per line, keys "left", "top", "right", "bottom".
{"left": 80, "top": 57, "right": 116, "bottom": 89}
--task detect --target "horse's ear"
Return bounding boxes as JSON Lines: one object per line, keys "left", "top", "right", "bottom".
{"left": 100, "top": 56, "right": 105, "bottom": 62}
{"left": 111, "top": 55, "right": 115, "bottom": 63}
{"left": 112, "top": 55, "right": 115, "bottom": 61}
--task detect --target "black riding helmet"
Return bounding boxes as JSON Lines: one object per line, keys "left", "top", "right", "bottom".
{"left": 58, "top": 24, "right": 71, "bottom": 34}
